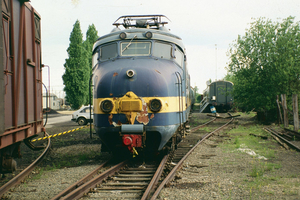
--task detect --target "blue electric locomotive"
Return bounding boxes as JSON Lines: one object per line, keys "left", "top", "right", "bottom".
{"left": 92, "top": 15, "right": 192, "bottom": 156}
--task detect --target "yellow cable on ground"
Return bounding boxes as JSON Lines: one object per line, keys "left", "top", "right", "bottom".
{"left": 31, "top": 124, "right": 91, "bottom": 142}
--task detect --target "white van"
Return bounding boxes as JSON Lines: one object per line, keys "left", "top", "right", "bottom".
{"left": 71, "top": 105, "right": 93, "bottom": 125}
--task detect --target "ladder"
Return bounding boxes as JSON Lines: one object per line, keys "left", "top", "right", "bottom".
{"left": 199, "top": 96, "right": 209, "bottom": 113}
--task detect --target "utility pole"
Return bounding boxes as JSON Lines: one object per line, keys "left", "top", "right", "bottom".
{"left": 215, "top": 44, "right": 217, "bottom": 81}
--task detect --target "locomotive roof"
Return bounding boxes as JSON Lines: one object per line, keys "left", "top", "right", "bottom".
{"left": 208, "top": 80, "right": 234, "bottom": 86}
{"left": 93, "top": 15, "right": 185, "bottom": 53}
{"left": 203, "top": 80, "right": 234, "bottom": 93}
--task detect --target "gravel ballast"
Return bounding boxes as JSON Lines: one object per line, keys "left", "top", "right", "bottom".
{"left": 158, "top": 114, "right": 300, "bottom": 199}
{"left": 4, "top": 165, "right": 99, "bottom": 200}
{"left": 158, "top": 134, "right": 300, "bottom": 199}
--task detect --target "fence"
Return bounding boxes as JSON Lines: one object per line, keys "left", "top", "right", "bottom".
{"left": 277, "top": 94, "right": 299, "bottom": 131}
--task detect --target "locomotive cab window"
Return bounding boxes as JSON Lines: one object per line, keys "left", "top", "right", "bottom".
{"left": 92, "top": 51, "right": 99, "bottom": 67}
{"left": 153, "top": 42, "right": 172, "bottom": 59}
{"left": 100, "top": 43, "right": 118, "bottom": 61}
{"left": 121, "top": 42, "right": 151, "bottom": 56}
{"left": 173, "top": 46, "right": 184, "bottom": 67}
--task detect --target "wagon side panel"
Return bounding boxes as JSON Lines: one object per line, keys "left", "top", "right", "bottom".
{"left": 1, "top": 0, "right": 43, "bottom": 149}
{"left": 216, "top": 81, "right": 226, "bottom": 104}
{"left": 0, "top": 0, "right": 5, "bottom": 133}
{"left": 2, "top": 0, "right": 15, "bottom": 130}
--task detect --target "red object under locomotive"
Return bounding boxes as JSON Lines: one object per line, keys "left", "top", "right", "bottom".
{"left": 1, "top": 0, "right": 44, "bottom": 173}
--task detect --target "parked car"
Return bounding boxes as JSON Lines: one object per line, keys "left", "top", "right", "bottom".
{"left": 71, "top": 106, "right": 93, "bottom": 125}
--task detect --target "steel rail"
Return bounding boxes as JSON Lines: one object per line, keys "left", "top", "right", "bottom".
{"left": 53, "top": 117, "right": 216, "bottom": 199}
{"left": 283, "top": 128, "right": 300, "bottom": 140}
{"left": 141, "top": 155, "right": 169, "bottom": 200}
{"left": 190, "top": 117, "right": 216, "bottom": 132}
{"left": 151, "top": 117, "right": 234, "bottom": 200}
{"left": 61, "top": 160, "right": 128, "bottom": 200}
{"left": 51, "top": 160, "right": 110, "bottom": 200}
{"left": 264, "top": 128, "right": 300, "bottom": 152}
{"left": 0, "top": 132, "right": 51, "bottom": 198}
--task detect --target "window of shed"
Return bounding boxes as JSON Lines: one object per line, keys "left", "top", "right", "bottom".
{"left": 121, "top": 42, "right": 151, "bottom": 56}
{"left": 100, "top": 43, "right": 118, "bottom": 61}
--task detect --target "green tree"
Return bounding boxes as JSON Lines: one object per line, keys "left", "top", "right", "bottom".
{"left": 193, "top": 86, "right": 202, "bottom": 103}
{"left": 84, "top": 24, "right": 98, "bottom": 70}
{"left": 62, "top": 20, "right": 89, "bottom": 110}
{"left": 227, "top": 17, "right": 300, "bottom": 119}
{"left": 224, "top": 73, "right": 236, "bottom": 84}
{"left": 83, "top": 24, "right": 98, "bottom": 105}
{"left": 196, "top": 94, "right": 202, "bottom": 103}
{"left": 193, "top": 86, "right": 198, "bottom": 94}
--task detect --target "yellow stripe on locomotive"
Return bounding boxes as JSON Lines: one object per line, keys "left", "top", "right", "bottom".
{"left": 94, "top": 91, "right": 190, "bottom": 115}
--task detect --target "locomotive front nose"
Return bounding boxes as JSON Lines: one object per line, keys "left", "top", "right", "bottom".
{"left": 98, "top": 91, "right": 150, "bottom": 125}
{"left": 120, "top": 98, "right": 142, "bottom": 112}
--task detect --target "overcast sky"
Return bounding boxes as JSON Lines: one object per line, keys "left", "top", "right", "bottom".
{"left": 30, "top": 0, "right": 300, "bottom": 97}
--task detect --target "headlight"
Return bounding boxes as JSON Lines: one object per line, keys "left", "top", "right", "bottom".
{"left": 100, "top": 100, "right": 113, "bottom": 113}
{"left": 119, "top": 32, "right": 127, "bottom": 39}
{"left": 145, "top": 31, "right": 152, "bottom": 39}
{"left": 150, "top": 99, "right": 162, "bottom": 112}
{"left": 126, "top": 69, "right": 135, "bottom": 78}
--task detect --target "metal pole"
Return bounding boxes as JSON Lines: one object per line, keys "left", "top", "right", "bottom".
{"left": 89, "top": 74, "right": 94, "bottom": 139}
{"left": 215, "top": 44, "right": 217, "bottom": 81}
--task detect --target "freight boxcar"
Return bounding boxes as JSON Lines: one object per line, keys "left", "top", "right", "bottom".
{"left": 1, "top": 0, "right": 44, "bottom": 173}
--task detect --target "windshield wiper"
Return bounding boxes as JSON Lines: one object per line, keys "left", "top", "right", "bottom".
{"left": 122, "top": 35, "right": 137, "bottom": 53}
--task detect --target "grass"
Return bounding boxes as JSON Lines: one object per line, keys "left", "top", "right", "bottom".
{"left": 218, "top": 120, "right": 297, "bottom": 196}
{"left": 280, "top": 124, "right": 299, "bottom": 133}
{"left": 37, "top": 127, "right": 101, "bottom": 171}
{"left": 42, "top": 150, "right": 100, "bottom": 170}
{"left": 236, "top": 111, "right": 257, "bottom": 118}
{"left": 222, "top": 125, "right": 276, "bottom": 158}
{"left": 283, "top": 189, "right": 299, "bottom": 196}
{"left": 263, "top": 148, "right": 276, "bottom": 159}
{"left": 249, "top": 160, "right": 282, "bottom": 178}
{"left": 190, "top": 118, "right": 212, "bottom": 127}
{"left": 44, "top": 163, "right": 60, "bottom": 171}
{"left": 233, "top": 136, "right": 241, "bottom": 148}
{"left": 201, "top": 127, "right": 213, "bottom": 132}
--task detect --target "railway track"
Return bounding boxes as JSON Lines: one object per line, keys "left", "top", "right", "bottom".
{"left": 51, "top": 114, "right": 234, "bottom": 199}
{"left": 51, "top": 156, "right": 168, "bottom": 200}
{"left": 264, "top": 127, "right": 300, "bottom": 152}
{"left": 0, "top": 133, "right": 51, "bottom": 198}
{"left": 151, "top": 115, "right": 233, "bottom": 199}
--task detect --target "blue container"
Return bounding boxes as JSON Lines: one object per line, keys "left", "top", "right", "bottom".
{"left": 210, "top": 106, "right": 216, "bottom": 114}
